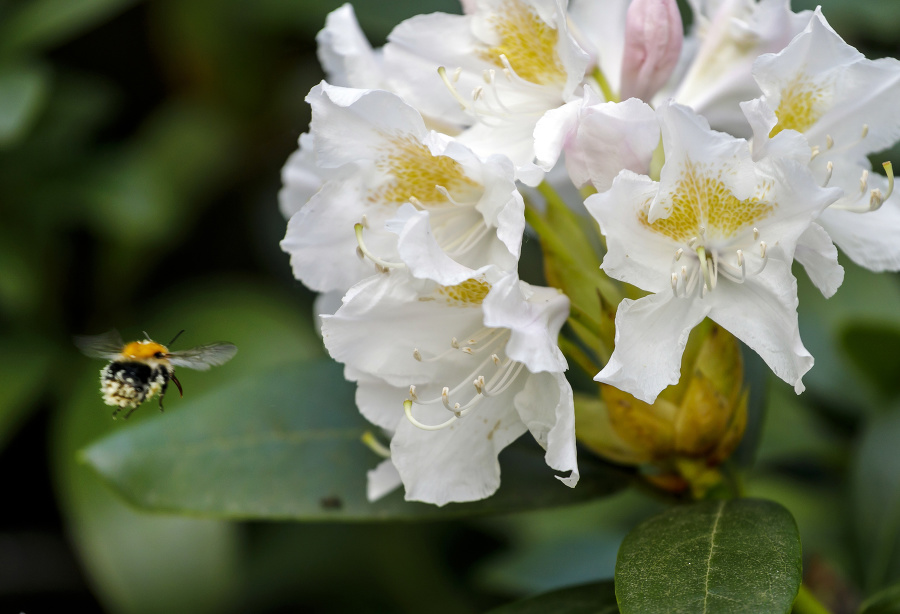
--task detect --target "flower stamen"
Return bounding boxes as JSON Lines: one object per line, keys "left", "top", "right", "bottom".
{"left": 354, "top": 222, "right": 406, "bottom": 270}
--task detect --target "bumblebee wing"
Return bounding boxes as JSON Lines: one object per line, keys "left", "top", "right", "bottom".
{"left": 167, "top": 343, "right": 237, "bottom": 370}
{"left": 75, "top": 329, "right": 125, "bottom": 360}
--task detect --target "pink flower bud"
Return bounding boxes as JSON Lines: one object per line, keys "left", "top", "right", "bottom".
{"left": 619, "top": 0, "right": 683, "bottom": 102}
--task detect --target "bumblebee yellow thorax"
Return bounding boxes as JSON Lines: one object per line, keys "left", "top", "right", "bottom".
{"left": 121, "top": 340, "right": 169, "bottom": 360}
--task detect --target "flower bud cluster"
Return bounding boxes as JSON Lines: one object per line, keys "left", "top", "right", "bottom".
{"left": 280, "top": 0, "right": 900, "bottom": 504}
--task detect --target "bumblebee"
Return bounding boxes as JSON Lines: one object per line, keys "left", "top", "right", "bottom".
{"left": 75, "top": 330, "right": 237, "bottom": 419}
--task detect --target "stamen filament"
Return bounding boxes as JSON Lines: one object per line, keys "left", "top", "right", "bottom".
{"left": 361, "top": 431, "right": 391, "bottom": 458}
{"left": 354, "top": 223, "right": 406, "bottom": 270}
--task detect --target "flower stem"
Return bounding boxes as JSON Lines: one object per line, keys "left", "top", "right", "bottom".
{"left": 792, "top": 584, "right": 832, "bottom": 614}
{"left": 592, "top": 66, "right": 618, "bottom": 103}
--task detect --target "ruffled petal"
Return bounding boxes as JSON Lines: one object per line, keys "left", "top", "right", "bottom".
{"left": 316, "top": 4, "right": 383, "bottom": 89}
{"left": 709, "top": 256, "right": 812, "bottom": 394}
{"left": 595, "top": 292, "right": 711, "bottom": 404}
{"left": 482, "top": 274, "right": 568, "bottom": 373}
{"left": 795, "top": 223, "right": 844, "bottom": 298}
{"left": 514, "top": 371, "right": 578, "bottom": 487}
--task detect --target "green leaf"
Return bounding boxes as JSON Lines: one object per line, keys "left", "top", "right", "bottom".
{"left": 859, "top": 582, "right": 900, "bottom": 614}
{"left": 0, "top": 0, "right": 141, "bottom": 55}
{"left": 81, "top": 360, "right": 629, "bottom": 520}
{"left": 615, "top": 499, "right": 802, "bottom": 614}
{"left": 486, "top": 580, "right": 619, "bottom": 614}
{"left": 51, "top": 367, "right": 243, "bottom": 614}
{"left": 0, "top": 62, "right": 50, "bottom": 147}
{"left": 851, "top": 410, "right": 900, "bottom": 593}
{"left": 50, "top": 281, "right": 320, "bottom": 613}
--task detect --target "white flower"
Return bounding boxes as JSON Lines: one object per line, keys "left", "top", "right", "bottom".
{"left": 671, "top": 0, "right": 811, "bottom": 136}
{"left": 382, "top": 0, "right": 589, "bottom": 184}
{"left": 585, "top": 101, "right": 840, "bottom": 403}
{"left": 280, "top": 82, "right": 525, "bottom": 293}
{"left": 321, "top": 267, "right": 577, "bottom": 505}
{"left": 742, "top": 8, "right": 900, "bottom": 288}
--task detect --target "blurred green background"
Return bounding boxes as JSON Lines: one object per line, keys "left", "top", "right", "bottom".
{"left": 3, "top": 0, "right": 900, "bottom": 612}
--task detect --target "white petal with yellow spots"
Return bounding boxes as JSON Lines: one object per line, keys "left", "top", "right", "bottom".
{"left": 586, "top": 101, "right": 840, "bottom": 403}
{"left": 280, "top": 82, "right": 525, "bottom": 294}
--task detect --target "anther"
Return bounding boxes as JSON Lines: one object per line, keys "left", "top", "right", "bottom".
{"left": 491, "top": 354, "right": 501, "bottom": 365}
{"left": 752, "top": 227, "right": 759, "bottom": 240}
{"left": 862, "top": 124, "right": 869, "bottom": 139}
{"left": 483, "top": 69, "right": 494, "bottom": 84}
{"left": 825, "top": 134, "right": 834, "bottom": 150}
{"left": 810, "top": 145, "right": 821, "bottom": 160}
{"left": 688, "top": 237, "right": 698, "bottom": 248}
{"left": 473, "top": 86, "right": 483, "bottom": 101}
{"left": 474, "top": 375, "right": 486, "bottom": 394}
{"left": 413, "top": 349, "right": 422, "bottom": 361}
{"left": 884, "top": 161, "right": 895, "bottom": 200}
{"left": 860, "top": 169, "right": 870, "bottom": 194}
{"left": 409, "top": 385, "right": 418, "bottom": 400}
{"left": 822, "top": 161, "right": 833, "bottom": 187}
{"left": 360, "top": 214, "right": 369, "bottom": 229}
{"left": 671, "top": 272, "right": 679, "bottom": 295}
{"left": 461, "top": 347, "right": 474, "bottom": 355}
{"left": 699, "top": 226, "right": 706, "bottom": 237}
{"left": 408, "top": 195, "right": 423, "bottom": 208}
{"left": 361, "top": 431, "right": 391, "bottom": 458}
{"left": 736, "top": 249, "right": 744, "bottom": 267}
{"left": 451, "top": 337, "right": 459, "bottom": 348}
{"left": 674, "top": 248, "right": 683, "bottom": 261}
{"left": 760, "top": 241, "right": 767, "bottom": 259}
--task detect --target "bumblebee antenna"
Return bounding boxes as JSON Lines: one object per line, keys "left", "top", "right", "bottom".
{"left": 167, "top": 329, "right": 185, "bottom": 347}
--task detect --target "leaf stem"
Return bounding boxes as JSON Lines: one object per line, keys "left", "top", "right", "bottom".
{"left": 792, "top": 584, "right": 832, "bottom": 614}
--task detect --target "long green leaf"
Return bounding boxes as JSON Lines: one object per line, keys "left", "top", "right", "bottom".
{"left": 81, "top": 360, "right": 630, "bottom": 520}
{"left": 859, "top": 582, "right": 900, "bottom": 614}
{"left": 486, "top": 580, "right": 619, "bottom": 614}
{"left": 0, "top": 0, "right": 141, "bottom": 55}
{"left": 615, "top": 499, "right": 801, "bottom": 614}
{"left": 0, "top": 62, "right": 50, "bottom": 147}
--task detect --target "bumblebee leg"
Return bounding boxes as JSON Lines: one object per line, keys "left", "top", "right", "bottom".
{"left": 124, "top": 406, "right": 139, "bottom": 419}
{"left": 170, "top": 373, "right": 183, "bottom": 397}
{"left": 158, "top": 379, "right": 169, "bottom": 413}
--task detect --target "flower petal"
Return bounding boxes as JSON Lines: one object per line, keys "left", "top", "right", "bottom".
{"left": 709, "top": 255, "right": 812, "bottom": 394}
{"left": 585, "top": 171, "right": 674, "bottom": 295}
{"left": 566, "top": 97, "right": 659, "bottom": 190}
{"left": 795, "top": 223, "right": 844, "bottom": 298}
{"left": 515, "top": 371, "right": 578, "bottom": 487}
{"left": 316, "top": 4, "right": 383, "bottom": 89}
{"left": 482, "top": 274, "right": 569, "bottom": 373}
{"left": 391, "top": 384, "right": 529, "bottom": 505}
{"left": 367, "top": 459, "right": 403, "bottom": 501}
{"left": 595, "top": 292, "right": 711, "bottom": 404}
{"left": 817, "top": 185, "right": 900, "bottom": 272}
